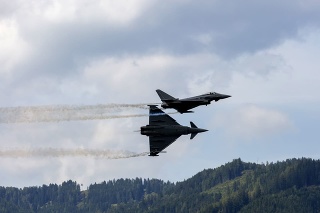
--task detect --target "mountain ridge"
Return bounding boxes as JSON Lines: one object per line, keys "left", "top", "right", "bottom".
{"left": 1, "top": 157, "right": 320, "bottom": 212}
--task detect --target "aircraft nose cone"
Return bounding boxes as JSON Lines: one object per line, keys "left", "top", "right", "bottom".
{"left": 197, "top": 128, "right": 208, "bottom": 133}
{"left": 214, "top": 93, "right": 231, "bottom": 101}
{"left": 220, "top": 94, "right": 231, "bottom": 99}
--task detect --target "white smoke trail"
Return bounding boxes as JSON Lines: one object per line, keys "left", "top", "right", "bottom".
{"left": 0, "top": 103, "right": 162, "bottom": 123}
{"left": 0, "top": 148, "right": 149, "bottom": 159}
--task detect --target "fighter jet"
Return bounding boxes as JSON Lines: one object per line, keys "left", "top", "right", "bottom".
{"left": 140, "top": 105, "right": 208, "bottom": 156}
{"left": 156, "top": 89, "right": 231, "bottom": 113}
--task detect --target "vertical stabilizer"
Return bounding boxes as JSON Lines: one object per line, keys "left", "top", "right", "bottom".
{"left": 156, "top": 89, "right": 176, "bottom": 101}
{"left": 190, "top": 122, "right": 208, "bottom": 139}
{"left": 190, "top": 133, "right": 197, "bottom": 140}
{"left": 190, "top": 122, "right": 198, "bottom": 139}
{"left": 190, "top": 122, "right": 197, "bottom": 128}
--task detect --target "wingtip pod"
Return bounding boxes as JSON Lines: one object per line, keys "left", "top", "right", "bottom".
{"left": 179, "top": 110, "right": 194, "bottom": 114}
{"left": 149, "top": 151, "right": 167, "bottom": 156}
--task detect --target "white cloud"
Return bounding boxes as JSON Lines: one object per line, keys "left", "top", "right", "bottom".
{"left": 96, "top": 0, "right": 153, "bottom": 25}
{"left": 213, "top": 104, "right": 293, "bottom": 140}
{"left": 232, "top": 52, "right": 286, "bottom": 78}
{"left": 81, "top": 53, "right": 233, "bottom": 100}
{"left": 91, "top": 121, "right": 118, "bottom": 148}
{"left": 269, "top": 28, "right": 320, "bottom": 103}
{"left": 225, "top": 28, "right": 320, "bottom": 106}
{"left": 192, "top": 33, "right": 213, "bottom": 45}
{"left": 13, "top": 0, "right": 152, "bottom": 25}
{"left": 0, "top": 19, "right": 31, "bottom": 77}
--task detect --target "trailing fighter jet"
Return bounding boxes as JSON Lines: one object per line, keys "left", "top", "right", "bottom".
{"left": 156, "top": 89, "right": 231, "bottom": 113}
{"left": 140, "top": 105, "right": 208, "bottom": 156}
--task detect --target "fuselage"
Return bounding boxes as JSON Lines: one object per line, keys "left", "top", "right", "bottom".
{"left": 161, "top": 92, "right": 231, "bottom": 109}
{"left": 142, "top": 104, "right": 208, "bottom": 156}
{"left": 141, "top": 125, "right": 206, "bottom": 137}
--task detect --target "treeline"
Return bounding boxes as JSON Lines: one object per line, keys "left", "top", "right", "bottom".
{"left": 0, "top": 180, "right": 81, "bottom": 212}
{"left": 1, "top": 158, "right": 320, "bottom": 212}
{"left": 0, "top": 178, "right": 172, "bottom": 212}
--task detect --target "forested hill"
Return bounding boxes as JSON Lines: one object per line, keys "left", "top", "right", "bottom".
{"left": 1, "top": 158, "right": 320, "bottom": 213}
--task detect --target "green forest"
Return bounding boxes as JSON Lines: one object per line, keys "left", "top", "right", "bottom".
{"left": 1, "top": 158, "right": 320, "bottom": 212}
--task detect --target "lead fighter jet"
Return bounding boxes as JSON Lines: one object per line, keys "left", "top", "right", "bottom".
{"left": 156, "top": 89, "right": 231, "bottom": 113}
{"left": 141, "top": 105, "right": 208, "bottom": 156}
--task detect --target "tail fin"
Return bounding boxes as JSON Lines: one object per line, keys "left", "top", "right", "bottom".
{"left": 156, "top": 89, "right": 176, "bottom": 101}
{"left": 148, "top": 105, "right": 165, "bottom": 115}
{"left": 190, "top": 122, "right": 197, "bottom": 139}
{"left": 190, "top": 133, "right": 197, "bottom": 140}
{"left": 190, "top": 122, "right": 197, "bottom": 128}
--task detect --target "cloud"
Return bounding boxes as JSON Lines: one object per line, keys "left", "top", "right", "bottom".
{"left": 224, "top": 28, "right": 320, "bottom": 106}
{"left": 0, "top": 0, "right": 320, "bottom": 188}
{"left": 130, "top": 0, "right": 320, "bottom": 57}
{"left": 0, "top": 19, "right": 31, "bottom": 77}
{"left": 1, "top": 0, "right": 319, "bottom": 84}
{"left": 214, "top": 104, "right": 293, "bottom": 140}
{"left": 1, "top": 0, "right": 319, "bottom": 104}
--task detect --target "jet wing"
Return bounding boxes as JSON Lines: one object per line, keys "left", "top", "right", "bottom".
{"left": 173, "top": 103, "right": 203, "bottom": 113}
{"left": 149, "top": 105, "right": 179, "bottom": 126}
{"left": 149, "top": 135, "right": 180, "bottom": 156}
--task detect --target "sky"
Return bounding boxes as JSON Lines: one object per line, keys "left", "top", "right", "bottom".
{"left": 1, "top": 0, "right": 320, "bottom": 189}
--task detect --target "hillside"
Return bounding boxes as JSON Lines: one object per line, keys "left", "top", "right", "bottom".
{"left": 1, "top": 158, "right": 320, "bottom": 212}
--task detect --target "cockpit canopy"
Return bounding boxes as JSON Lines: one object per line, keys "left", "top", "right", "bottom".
{"left": 205, "top": 92, "right": 216, "bottom": 95}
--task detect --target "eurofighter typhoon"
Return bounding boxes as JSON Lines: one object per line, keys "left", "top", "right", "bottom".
{"left": 141, "top": 105, "right": 207, "bottom": 156}
{"left": 156, "top": 89, "right": 231, "bottom": 113}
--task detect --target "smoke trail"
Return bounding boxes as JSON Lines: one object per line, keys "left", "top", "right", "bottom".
{"left": 0, "top": 148, "right": 149, "bottom": 159}
{"left": 0, "top": 103, "right": 163, "bottom": 123}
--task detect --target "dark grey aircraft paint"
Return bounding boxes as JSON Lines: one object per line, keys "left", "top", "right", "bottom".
{"left": 141, "top": 105, "right": 207, "bottom": 156}
{"left": 156, "top": 89, "right": 231, "bottom": 113}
